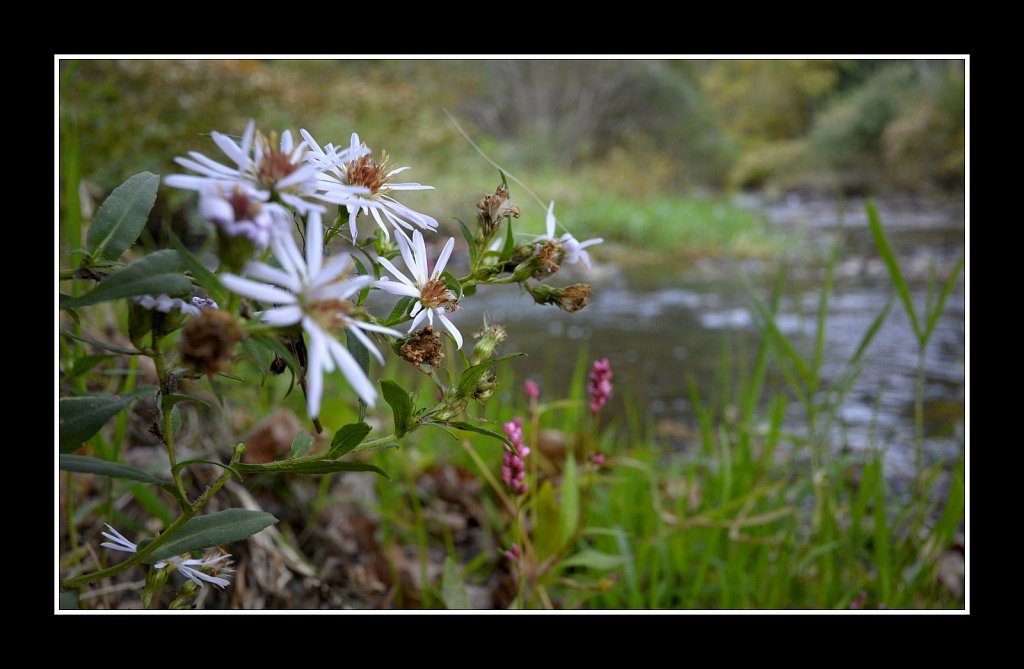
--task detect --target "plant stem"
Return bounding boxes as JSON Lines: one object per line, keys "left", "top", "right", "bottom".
{"left": 65, "top": 471, "right": 79, "bottom": 555}
{"left": 913, "top": 347, "right": 927, "bottom": 532}
{"left": 151, "top": 331, "right": 189, "bottom": 509}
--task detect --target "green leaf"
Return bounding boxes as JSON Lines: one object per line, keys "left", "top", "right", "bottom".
{"left": 347, "top": 329, "right": 371, "bottom": 421}
{"left": 351, "top": 256, "right": 373, "bottom": 303}
{"left": 86, "top": 172, "right": 160, "bottom": 262}
{"left": 867, "top": 201, "right": 922, "bottom": 342}
{"left": 290, "top": 432, "right": 314, "bottom": 458}
{"left": 381, "top": 379, "right": 414, "bottom": 437}
{"left": 559, "top": 452, "right": 579, "bottom": 544}
{"left": 61, "top": 250, "right": 191, "bottom": 309}
{"left": 235, "top": 460, "right": 389, "bottom": 478}
{"left": 534, "top": 481, "right": 561, "bottom": 562}
{"left": 167, "top": 229, "right": 226, "bottom": 304}
{"left": 328, "top": 421, "right": 372, "bottom": 458}
{"left": 558, "top": 549, "right": 628, "bottom": 572}
{"left": 454, "top": 217, "right": 478, "bottom": 267}
{"left": 60, "top": 329, "right": 145, "bottom": 356}
{"left": 59, "top": 589, "right": 81, "bottom": 611}
{"left": 442, "top": 557, "right": 470, "bottom": 609}
{"left": 59, "top": 454, "right": 166, "bottom": 485}
{"left": 169, "top": 405, "right": 182, "bottom": 436}
{"left": 70, "top": 354, "right": 113, "bottom": 379}
{"left": 144, "top": 509, "right": 278, "bottom": 563}
{"left": 59, "top": 388, "right": 153, "bottom": 453}
{"left": 163, "top": 393, "right": 212, "bottom": 409}
{"left": 446, "top": 421, "right": 512, "bottom": 448}
{"left": 499, "top": 211, "right": 516, "bottom": 262}
{"left": 442, "top": 271, "right": 463, "bottom": 300}
{"left": 383, "top": 296, "right": 415, "bottom": 326}
{"left": 457, "top": 352, "right": 526, "bottom": 397}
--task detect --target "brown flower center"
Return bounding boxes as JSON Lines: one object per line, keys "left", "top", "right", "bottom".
{"left": 256, "top": 149, "right": 299, "bottom": 189}
{"left": 421, "top": 277, "right": 458, "bottom": 311}
{"left": 227, "top": 186, "right": 262, "bottom": 220}
{"left": 308, "top": 298, "right": 354, "bottom": 330}
{"left": 346, "top": 153, "right": 390, "bottom": 195}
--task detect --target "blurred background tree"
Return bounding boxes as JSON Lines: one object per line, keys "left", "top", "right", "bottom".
{"left": 59, "top": 58, "right": 965, "bottom": 222}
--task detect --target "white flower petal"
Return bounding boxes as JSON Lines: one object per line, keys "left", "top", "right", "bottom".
{"left": 314, "top": 253, "right": 353, "bottom": 287}
{"left": 436, "top": 312, "right": 464, "bottom": 350}
{"left": 433, "top": 237, "right": 456, "bottom": 279}
{"left": 348, "top": 206, "right": 360, "bottom": 242}
{"left": 305, "top": 210, "right": 324, "bottom": 276}
{"left": 220, "top": 274, "right": 296, "bottom": 305}
{"left": 346, "top": 321, "right": 385, "bottom": 364}
{"left": 261, "top": 305, "right": 304, "bottom": 327}
{"left": 408, "top": 308, "right": 428, "bottom": 332}
{"left": 243, "top": 262, "right": 303, "bottom": 292}
{"left": 271, "top": 233, "right": 307, "bottom": 282}
{"left": 352, "top": 320, "right": 403, "bottom": 338}
{"left": 327, "top": 336, "right": 377, "bottom": 406}
{"left": 377, "top": 256, "right": 417, "bottom": 290}
{"left": 412, "top": 231, "right": 429, "bottom": 285}
{"left": 304, "top": 324, "right": 327, "bottom": 419}
{"left": 374, "top": 277, "right": 421, "bottom": 298}
{"left": 211, "top": 131, "right": 245, "bottom": 167}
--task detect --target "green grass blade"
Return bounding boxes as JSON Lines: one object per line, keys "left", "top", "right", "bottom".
{"left": 812, "top": 241, "right": 841, "bottom": 387}
{"left": 866, "top": 201, "right": 922, "bottom": 342}
{"left": 923, "top": 254, "right": 965, "bottom": 343}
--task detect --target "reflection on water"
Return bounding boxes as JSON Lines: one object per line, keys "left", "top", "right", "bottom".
{"left": 453, "top": 196, "right": 966, "bottom": 482}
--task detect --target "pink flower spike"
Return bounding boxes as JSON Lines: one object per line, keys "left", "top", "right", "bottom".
{"left": 501, "top": 417, "right": 529, "bottom": 496}
{"left": 588, "top": 358, "right": 614, "bottom": 414}
{"left": 523, "top": 379, "right": 540, "bottom": 402}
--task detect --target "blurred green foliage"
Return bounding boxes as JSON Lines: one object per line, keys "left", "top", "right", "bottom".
{"left": 59, "top": 58, "right": 964, "bottom": 251}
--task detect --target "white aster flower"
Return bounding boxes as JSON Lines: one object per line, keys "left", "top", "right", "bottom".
{"left": 155, "top": 552, "right": 233, "bottom": 589}
{"left": 301, "top": 130, "right": 438, "bottom": 242}
{"left": 534, "top": 201, "right": 603, "bottom": 268}
{"left": 132, "top": 294, "right": 202, "bottom": 317}
{"left": 165, "top": 120, "right": 369, "bottom": 217}
{"left": 100, "top": 524, "right": 137, "bottom": 553}
{"left": 198, "top": 183, "right": 290, "bottom": 249}
{"left": 220, "top": 210, "right": 400, "bottom": 418}
{"left": 374, "top": 229, "right": 463, "bottom": 349}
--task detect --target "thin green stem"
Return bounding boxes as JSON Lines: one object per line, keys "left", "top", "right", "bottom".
{"left": 65, "top": 471, "right": 79, "bottom": 555}
{"left": 913, "top": 347, "right": 927, "bottom": 532}
{"left": 151, "top": 332, "right": 188, "bottom": 509}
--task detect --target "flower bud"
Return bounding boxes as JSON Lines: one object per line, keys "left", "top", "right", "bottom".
{"left": 472, "top": 369, "right": 498, "bottom": 403}
{"left": 525, "top": 282, "right": 592, "bottom": 313}
{"left": 471, "top": 323, "right": 508, "bottom": 365}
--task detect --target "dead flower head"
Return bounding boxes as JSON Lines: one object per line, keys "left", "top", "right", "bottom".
{"left": 400, "top": 326, "right": 445, "bottom": 370}
{"left": 180, "top": 309, "right": 243, "bottom": 376}
{"left": 477, "top": 183, "right": 520, "bottom": 238}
